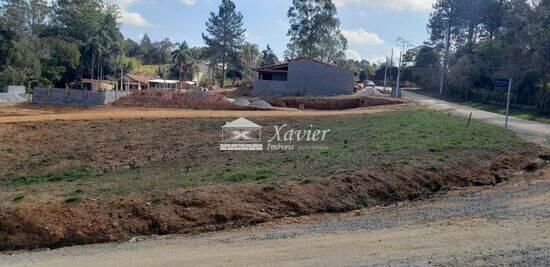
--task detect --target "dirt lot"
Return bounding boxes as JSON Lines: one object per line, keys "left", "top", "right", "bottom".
{"left": 0, "top": 102, "right": 411, "bottom": 123}
{"left": 0, "top": 105, "right": 547, "bottom": 251}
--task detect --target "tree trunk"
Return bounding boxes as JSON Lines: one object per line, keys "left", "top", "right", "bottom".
{"left": 221, "top": 46, "right": 226, "bottom": 87}
{"left": 179, "top": 63, "right": 183, "bottom": 89}
{"left": 91, "top": 50, "right": 95, "bottom": 81}
{"left": 440, "top": 21, "right": 452, "bottom": 96}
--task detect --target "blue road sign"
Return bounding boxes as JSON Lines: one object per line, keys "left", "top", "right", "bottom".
{"left": 495, "top": 79, "right": 510, "bottom": 88}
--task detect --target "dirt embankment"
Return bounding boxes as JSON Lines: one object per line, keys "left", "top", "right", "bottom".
{"left": 269, "top": 96, "right": 406, "bottom": 110}
{"left": 112, "top": 91, "right": 260, "bottom": 110}
{"left": 0, "top": 153, "right": 545, "bottom": 251}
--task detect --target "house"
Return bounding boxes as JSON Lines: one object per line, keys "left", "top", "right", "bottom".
{"left": 148, "top": 79, "right": 180, "bottom": 90}
{"left": 82, "top": 79, "right": 116, "bottom": 91}
{"left": 122, "top": 74, "right": 157, "bottom": 91}
{"left": 252, "top": 57, "right": 354, "bottom": 96}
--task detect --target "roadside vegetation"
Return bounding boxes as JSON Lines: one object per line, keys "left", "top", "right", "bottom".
{"left": 406, "top": 88, "right": 550, "bottom": 124}
{"left": 388, "top": 0, "right": 549, "bottom": 116}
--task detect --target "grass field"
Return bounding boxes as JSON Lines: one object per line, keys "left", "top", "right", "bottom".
{"left": 0, "top": 108, "right": 533, "bottom": 205}
{"left": 405, "top": 88, "right": 550, "bottom": 124}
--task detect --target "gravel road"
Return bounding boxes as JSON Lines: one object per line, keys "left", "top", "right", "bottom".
{"left": 1, "top": 167, "right": 548, "bottom": 266}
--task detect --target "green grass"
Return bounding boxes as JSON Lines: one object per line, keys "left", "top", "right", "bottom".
{"left": 6, "top": 167, "right": 97, "bottom": 186}
{"left": 216, "top": 169, "right": 278, "bottom": 182}
{"left": 406, "top": 88, "right": 550, "bottom": 124}
{"left": 1, "top": 109, "right": 535, "bottom": 204}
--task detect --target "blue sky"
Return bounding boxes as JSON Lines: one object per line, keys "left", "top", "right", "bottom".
{"left": 113, "top": 0, "right": 434, "bottom": 63}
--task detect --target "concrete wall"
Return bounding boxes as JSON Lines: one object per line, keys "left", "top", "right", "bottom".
{"left": 104, "top": 90, "right": 130, "bottom": 104}
{"left": 32, "top": 87, "right": 129, "bottom": 106}
{"left": 1, "top": 85, "right": 26, "bottom": 94}
{"left": 251, "top": 80, "right": 290, "bottom": 96}
{"left": 0, "top": 85, "right": 28, "bottom": 103}
{"left": 287, "top": 59, "right": 354, "bottom": 96}
{"left": 252, "top": 58, "right": 354, "bottom": 97}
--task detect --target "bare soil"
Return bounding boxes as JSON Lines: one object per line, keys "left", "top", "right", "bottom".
{"left": 0, "top": 102, "right": 411, "bottom": 123}
{"left": 112, "top": 90, "right": 260, "bottom": 110}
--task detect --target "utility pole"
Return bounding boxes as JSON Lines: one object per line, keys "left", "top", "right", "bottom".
{"left": 395, "top": 39, "right": 408, "bottom": 98}
{"left": 396, "top": 50, "right": 403, "bottom": 98}
{"left": 505, "top": 78, "right": 512, "bottom": 129}
{"left": 389, "top": 49, "right": 394, "bottom": 96}
{"left": 383, "top": 56, "right": 388, "bottom": 93}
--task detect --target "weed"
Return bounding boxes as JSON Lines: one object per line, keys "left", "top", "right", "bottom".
{"left": 64, "top": 196, "right": 82, "bottom": 203}
{"left": 152, "top": 196, "right": 163, "bottom": 204}
{"left": 356, "top": 193, "right": 373, "bottom": 207}
{"left": 12, "top": 195, "right": 24, "bottom": 202}
{"left": 426, "top": 165, "right": 441, "bottom": 172}
{"left": 263, "top": 185, "right": 277, "bottom": 192}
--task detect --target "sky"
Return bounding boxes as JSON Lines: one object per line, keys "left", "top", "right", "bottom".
{"left": 111, "top": 0, "right": 435, "bottom": 64}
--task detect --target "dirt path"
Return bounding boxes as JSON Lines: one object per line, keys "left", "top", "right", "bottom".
{"left": 0, "top": 103, "right": 411, "bottom": 123}
{"left": 2, "top": 168, "right": 548, "bottom": 266}
{"left": 403, "top": 91, "right": 550, "bottom": 148}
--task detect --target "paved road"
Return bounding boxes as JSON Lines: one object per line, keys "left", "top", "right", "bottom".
{"left": 403, "top": 90, "right": 550, "bottom": 148}
{"left": 1, "top": 167, "right": 548, "bottom": 267}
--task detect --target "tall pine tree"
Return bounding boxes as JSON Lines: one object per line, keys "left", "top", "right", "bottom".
{"left": 202, "top": 0, "right": 245, "bottom": 86}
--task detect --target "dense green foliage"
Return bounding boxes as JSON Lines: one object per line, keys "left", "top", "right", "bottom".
{"left": 285, "top": 0, "right": 347, "bottom": 64}
{"left": 405, "top": 0, "right": 549, "bottom": 114}
{"left": 260, "top": 45, "right": 279, "bottom": 67}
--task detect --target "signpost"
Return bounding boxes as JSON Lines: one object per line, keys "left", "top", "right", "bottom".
{"left": 495, "top": 78, "right": 512, "bottom": 129}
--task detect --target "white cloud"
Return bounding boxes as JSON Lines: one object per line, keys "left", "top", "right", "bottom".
{"left": 107, "top": 0, "right": 152, "bottom": 27}
{"left": 334, "top": 0, "right": 435, "bottom": 12}
{"left": 120, "top": 11, "right": 151, "bottom": 27}
{"left": 342, "top": 29, "right": 384, "bottom": 45}
{"left": 180, "top": 0, "right": 197, "bottom": 5}
{"left": 345, "top": 49, "right": 362, "bottom": 61}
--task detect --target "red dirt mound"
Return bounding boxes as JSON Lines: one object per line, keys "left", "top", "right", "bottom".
{"left": 112, "top": 91, "right": 260, "bottom": 110}
{"left": 0, "top": 153, "right": 542, "bottom": 251}
{"left": 270, "top": 96, "right": 405, "bottom": 110}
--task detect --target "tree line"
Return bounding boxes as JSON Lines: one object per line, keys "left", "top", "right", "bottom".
{"left": 404, "top": 0, "right": 549, "bottom": 113}
{"left": 0, "top": 0, "right": 355, "bottom": 89}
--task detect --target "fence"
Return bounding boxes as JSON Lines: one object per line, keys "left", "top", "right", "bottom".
{"left": 32, "top": 87, "right": 129, "bottom": 106}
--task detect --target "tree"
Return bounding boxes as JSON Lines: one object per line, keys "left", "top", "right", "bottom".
{"left": 260, "top": 45, "right": 279, "bottom": 66}
{"left": 2, "top": 0, "right": 50, "bottom": 36}
{"left": 51, "top": 0, "right": 122, "bottom": 82}
{"left": 429, "top": 0, "right": 462, "bottom": 95}
{"left": 202, "top": 0, "right": 245, "bottom": 86}
{"left": 139, "top": 33, "right": 154, "bottom": 63}
{"left": 285, "top": 0, "right": 347, "bottom": 64}
{"left": 155, "top": 64, "right": 169, "bottom": 90}
{"left": 155, "top": 38, "right": 173, "bottom": 65}
{"left": 172, "top": 41, "right": 195, "bottom": 87}
{"left": 240, "top": 42, "right": 260, "bottom": 82}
